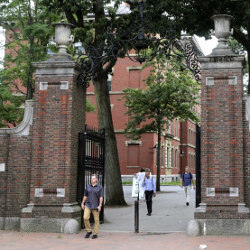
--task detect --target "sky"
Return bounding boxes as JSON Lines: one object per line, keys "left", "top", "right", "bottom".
{"left": 195, "top": 35, "right": 218, "bottom": 56}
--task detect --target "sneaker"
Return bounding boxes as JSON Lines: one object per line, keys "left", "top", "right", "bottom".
{"left": 85, "top": 232, "right": 92, "bottom": 238}
{"left": 92, "top": 234, "right": 98, "bottom": 239}
{"left": 186, "top": 202, "right": 189, "bottom": 206}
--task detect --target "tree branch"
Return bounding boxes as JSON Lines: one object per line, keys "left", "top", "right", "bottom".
{"left": 233, "top": 27, "right": 249, "bottom": 50}
{"left": 103, "top": 59, "right": 117, "bottom": 75}
{"left": 65, "top": 10, "right": 80, "bottom": 27}
{"left": 76, "top": 10, "right": 84, "bottom": 27}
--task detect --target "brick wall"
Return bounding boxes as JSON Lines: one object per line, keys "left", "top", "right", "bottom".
{"left": 0, "top": 100, "right": 33, "bottom": 229}
{"left": 0, "top": 135, "right": 10, "bottom": 218}
{"left": 5, "top": 136, "right": 32, "bottom": 217}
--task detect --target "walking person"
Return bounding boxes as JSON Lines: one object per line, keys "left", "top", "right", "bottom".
{"left": 180, "top": 166, "right": 195, "bottom": 206}
{"left": 136, "top": 168, "right": 145, "bottom": 199}
{"left": 81, "top": 174, "right": 104, "bottom": 239}
{"left": 142, "top": 168, "right": 156, "bottom": 216}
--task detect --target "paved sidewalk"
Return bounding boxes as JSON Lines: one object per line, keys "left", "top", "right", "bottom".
{"left": 0, "top": 186, "right": 249, "bottom": 249}
{"left": 101, "top": 185, "right": 196, "bottom": 232}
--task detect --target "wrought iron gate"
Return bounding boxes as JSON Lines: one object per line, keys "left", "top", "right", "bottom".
{"left": 77, "top": 126, "right": 105, "bottom": 228}
{"left": 195, "top": 123, "right": 201, "bottom": 208}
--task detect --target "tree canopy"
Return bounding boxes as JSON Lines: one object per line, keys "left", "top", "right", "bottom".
{"left": 0, "top": 84, "right": 24, "bottom": 128}
{"left": 0, "top": 0, "right": 59, "bottom": 127}
{"left": 143, "top": 0, "right": 249, "bottom": 92}
{"left": 0, "top": 0, "right": 58, "bottom": 99}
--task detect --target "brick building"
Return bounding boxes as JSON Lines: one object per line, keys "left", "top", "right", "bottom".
{"left": 3, "top": 29, "right": 27, "bottom": 96}
{"left": 86, "top": 52, "right": 200, "bottom": 181}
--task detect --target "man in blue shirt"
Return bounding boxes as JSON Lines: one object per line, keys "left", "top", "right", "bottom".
{"left": 180, "top": 166, "right": 195, "bottom": 206}
{"left": 81, "top": 174, "right": 104, "bottom": 239}
{"left": 142, "top": 168, "right": 156, "bottom": 216}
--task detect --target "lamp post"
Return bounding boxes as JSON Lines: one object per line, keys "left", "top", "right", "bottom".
{"left": 134, "top": 180, "right": 139, "bottom": 233}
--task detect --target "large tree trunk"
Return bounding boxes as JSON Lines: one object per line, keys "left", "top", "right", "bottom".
{"left": 93, "top": 73, "right": 127, "bottom": 206}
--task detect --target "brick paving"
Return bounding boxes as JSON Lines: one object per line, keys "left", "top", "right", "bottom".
{"left": 0, "top": 230, "right": 249, "bottom": 250}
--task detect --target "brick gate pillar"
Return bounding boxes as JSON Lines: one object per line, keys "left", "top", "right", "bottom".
{"left": 190, "top": 15, "right": 250, "bottom": 235}
{"left": 20, "top": 25, "right": 86, "bottom": 233}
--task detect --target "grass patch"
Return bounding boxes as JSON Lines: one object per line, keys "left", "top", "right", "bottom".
{"left": 122, "top": 181, "right": 180, "bottom": 186}
{"left": 122, "top": 181, "right": 133, "bottom": 185}
{"left": 161, "top": 181, "right": 180, "bottom": 186}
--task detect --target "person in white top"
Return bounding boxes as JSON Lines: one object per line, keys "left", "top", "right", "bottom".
{"left": 136, "top": 168, "right": 145, "bottom": 199}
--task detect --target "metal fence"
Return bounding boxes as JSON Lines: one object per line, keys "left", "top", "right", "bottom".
{"left": 77, "top": 126, "right": 105, "bottom": 227}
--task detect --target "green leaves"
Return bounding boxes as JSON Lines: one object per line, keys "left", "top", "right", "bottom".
{"left": 155, "top": 0, "right": 249, "bottom": 90}
{"left": 0, "top": 83, "right": 25, "bottom": 128}
{"left": 0, "top": 0, "right": 59, "bottom": 126}
{"left": 123, "top": 57, "right": 200, "bottom": 140}
{"left": 86, "top": 97, "right": 95, "bottom": 113}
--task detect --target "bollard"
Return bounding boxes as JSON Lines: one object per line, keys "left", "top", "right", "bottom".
{"left": 134, "top": 199, "right": 139, "bottom": 233}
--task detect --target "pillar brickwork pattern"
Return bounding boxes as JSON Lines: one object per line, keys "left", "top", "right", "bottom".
{"left": 195, "top": 55, "right": 249, "bottom": 220}
{"left": 20, "top": 58, "right": 86, "bottom": 232}
{"left": 195, "top": 55, "right": 249, "bottom": 227}
{"left": 243, "top": 96, "right": 250, "bottom": 210}
{"left": 187, "top": 14, "right": 250, "bottom": 236}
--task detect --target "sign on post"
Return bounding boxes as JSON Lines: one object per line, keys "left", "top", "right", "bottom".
{"left": 132, "top": 177, "right": 139, "bottom": 198}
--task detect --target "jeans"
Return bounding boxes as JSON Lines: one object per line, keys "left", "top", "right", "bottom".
{"left": 145, "top": 190, "right": 154, "bottom": 214}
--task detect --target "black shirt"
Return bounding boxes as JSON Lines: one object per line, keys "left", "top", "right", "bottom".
{"left": 84, "top": 184, "right": 104, "bottom": 209}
